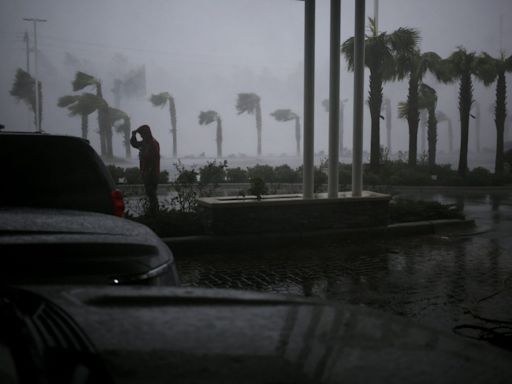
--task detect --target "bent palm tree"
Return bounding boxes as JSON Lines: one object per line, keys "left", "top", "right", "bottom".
{"left": 437, "top": 48, "right": 479, "bottom": 176}
{"left": 198, "top": 110, "right": 223, "bottom": 158}
{"left": 322, "top": 98, "right": 347, "bottom": 155}
{"left": 475, "top": 52, "right": 512, "bottom": 175}
{"left": 399, "top": 84, "right": 438, "bottom": 168}
{"left": 236, "top": 93, "right": 262, "bottom": 156}
{"left": 401, "top": 51, "right": 442, "bottom": 166}
{"left": 342, "top": 18, "right": 419, "bottom": 170}
{"left": 419, "top": 84, "right": 438, "bottom": 169}
{"left": 150, "top": 92, "right": 177, "bottom": 158}
{"left": 109, "top": 107, "right": 131, "bottom": 159}
{"left": 58, "top": 93, "right": 105, "bottom": 139}
{"left": 10, "top": 68, "right": 42, "bottom": 131}
{"left": 72, "top": 71, "right": 112, "bottom": 158}
{"left": 436, "top": 110, "right": 454, "bottom": 154}
{"left": 270, "top": 109, "right": 301, "bottom": 156}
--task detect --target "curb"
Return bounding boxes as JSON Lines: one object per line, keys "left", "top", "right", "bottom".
{"left": 162, "top": 219, "right": 476, "bottom": 255}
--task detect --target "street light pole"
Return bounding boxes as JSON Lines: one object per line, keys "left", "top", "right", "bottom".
{"left": 23, "top": 17, "right": 46, "bottom": 133}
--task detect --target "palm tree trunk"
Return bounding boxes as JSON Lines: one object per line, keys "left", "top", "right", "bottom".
{"left": 407, "top": 75, "right": 420, "bottom": 166}
{"left": 295, "top": 116, "right": 301, "bottom": 156}
{"left": 339, "top": 102, "right": 344, "bottom": 155}
{"left": 495, "top": 72, "right": 506, "bottom": 175}
{"left": 427, "top": 106, "right": 437, "bottom": 169}
{"left": 80, "top": 113, "right": 88, "bottom": 139}
{"left": 96, "top": 84, "right": 109, "bottom": 158}
{"left": 216, "top": 116, "right": 222, "bottom": 158}
{"left": 256, "top": 102, "right": 262, "bottom": 156}
{"left": 458, "top": 72, "right": 473, "bottom": 176}
{"left": 368, "top": 71, "right": 383, "bottom": 170}
{"left": 385, "top": 99, "right": 392, "bottom": 152}
{"left": 169, "top": 97, "right": 177, "bottom": 158}
{"left": 447, "top": 119, "right": 453, "bottom": 153}
{"left": 124, "top": 128, "right": 131, "bottom": 159}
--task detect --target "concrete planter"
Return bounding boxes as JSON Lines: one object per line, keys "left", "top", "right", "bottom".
{"left": 197, "top": 191, "right": 391, "bottom": 235}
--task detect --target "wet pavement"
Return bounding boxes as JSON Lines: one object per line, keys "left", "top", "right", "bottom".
{"left": 175, "top": 188, "right": 512, "bottom": 349}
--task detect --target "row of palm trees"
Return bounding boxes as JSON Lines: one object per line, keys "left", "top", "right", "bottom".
{"left": 342, "top": 17, "right": 512, "bottom": 177}
{"left": 13, "top": 18, "right": 510, "bottom": 175}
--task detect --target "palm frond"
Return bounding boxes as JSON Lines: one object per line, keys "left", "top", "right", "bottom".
{"left": 397, "top": 101, "right": 409, "bottom": 119}
{"left": 270, "top": 109, "right": 296, "bottom": 122}
{"left": 198, "top": 110, "right": 218, "bottom": 125}
{"left": 150, "top": 92, "right": 171, "bottom": 107}
{"left": 72, "top": 71, "right": 97, "bottom": 91}
{"left": 236, "top": 93, "right": 260, "bottom": 115}
{"left": 9, "top": 68, "right": 35, "bottom": 109}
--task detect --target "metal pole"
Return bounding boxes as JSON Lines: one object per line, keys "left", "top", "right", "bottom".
{"left": 373, "top": 0, "right": 379, "bottom": 32}
{"left": 24, "top": 31, "right": 30, "bottom": 72}
{"left": 328, "top": 0, "right": 341, "bottom": 198}
{"left": 23, "top": 18, "right": 46, "bottom": 133}
{"left": 352, "top": 0, "right": 365, "bottom": 197}
{"left": 303, "top": 0, "right": 315, "bottom": 199}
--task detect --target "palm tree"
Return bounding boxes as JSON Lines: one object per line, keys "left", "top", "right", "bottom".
{"left": 382, "top": 97, "right": 392, "bottom": 153}
{"left": 342, "top": 18, "right": 419, "bottom": 170}
{"left": 150, "top": 92, "right": 177, "bottom": 158}
{"left": 475, "top": 52, "right": 512, "bottom": 175}
{"left": 236, "top": 93, "right": 262, "bottom": 156}
{"left": 72, "top": 71, "right": 112, "bottom": 158}
{"left": 401, "top": 51, "right": 442, "bottom": 166}
{"left": 436, "top": 110, "right": 454, "bottom": 154}
{"left": 57, "top": 93, "right": 105, "bottom": 139}
{"left": 399, "top": 84, "right": 438, "bottom": 168}
{"left": 438, "top": 48, "right": 479, "bottom": 176}
{"left": 419, "top": 84, "right": 438, "bottom": 169}
{"left": 109, "top": 107, "right": 131, "bottom": 159}
{"left": 9, "top": 68, "right": 42, "bottom": 131}
{"left": 270, "top": 109, "right": 301, "bottom": 156}
{"left": 322, "top": 98, "right": 347, "bottom": 155}
{"left": 198, "top": 110, "right": 223, "bottom": 158}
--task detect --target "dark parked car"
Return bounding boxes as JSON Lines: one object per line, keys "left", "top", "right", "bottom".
{"left": 0, "top": 131, "right": 124, "bottom": 216}
{"left": 0, "top": 131, "right": 178, "bottom": 286}
{"left": 1, "top": 285, "right": 511, "bottom": 384}
{"left": 0, "top": 208, "right": 179, "bottom": 286}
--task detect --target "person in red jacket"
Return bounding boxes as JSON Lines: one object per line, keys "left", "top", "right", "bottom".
{"left": 130, "top": 124, "right": 160, "bottom": 215}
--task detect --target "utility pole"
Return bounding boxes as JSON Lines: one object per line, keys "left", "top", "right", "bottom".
{"left": 373, "top": 0, "right": 379, "bottom": 32}
{"left": 23, "top": 17, "right": 46, "bottom": 133}
{"left": 23, "top": 31, "right": 30, "bottom": 72}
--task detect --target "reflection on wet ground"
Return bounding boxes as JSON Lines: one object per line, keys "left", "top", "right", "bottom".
{"left": 176, "top": 190, "right": 512, "bottom": 348}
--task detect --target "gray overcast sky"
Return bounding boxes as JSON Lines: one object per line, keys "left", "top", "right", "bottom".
{"left": 1, "top": 0, "right": 511, "bottom": 162}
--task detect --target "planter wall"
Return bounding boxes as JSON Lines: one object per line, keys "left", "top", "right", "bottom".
{"left": 197, "top": 191, "right": 391, "bottom": 235}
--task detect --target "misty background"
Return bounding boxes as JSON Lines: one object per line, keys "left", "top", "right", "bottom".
{"left": 1, "top": 0, "right": 511, "bottom": 170}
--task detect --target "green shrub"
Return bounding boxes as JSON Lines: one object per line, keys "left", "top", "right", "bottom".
{"left": 465, "top": 167, "right": 493, "bottom": 186}
{"left": 124, "top": 167, "right": 142, "bottom": 184}
{"left": 247, "top": 164, "right": 275, "bottom": 183}
{"left": 226, "top": 167, "right": 248, "bottom": 182}
{"left": 389, "top": 198, "right": 465, "bottom": 223}
{"left": 274, "top": 164, "right": 300, "bottom": 183}
{"left": 107, "top": 165, "right": 125, "bottom": 184}
{"left": 248, "top": 177, "right": 268, "bottom": 199}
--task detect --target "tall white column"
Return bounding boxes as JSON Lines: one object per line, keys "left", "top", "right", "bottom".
{"left": 303, "top": 0, "right": 315, "bottom": 199}
{"left": 352, "top": 0, "right": 365, "bottom": 196}
{"left": 328, "top": 0, "right": 341, "bottom": 198}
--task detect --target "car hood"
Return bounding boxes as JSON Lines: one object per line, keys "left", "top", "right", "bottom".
{"left": 0, "top": 208, "right": 173, "bottom": 284}
{"left": 28, "top": 286, "right": 512, "bottom": 384}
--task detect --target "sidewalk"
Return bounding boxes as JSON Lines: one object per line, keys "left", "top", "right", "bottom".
{"left": 163, "top": 218, "right": 476, "bottom": 255}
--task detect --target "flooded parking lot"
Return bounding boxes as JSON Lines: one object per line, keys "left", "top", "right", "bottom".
{"left": 175, "top": 189, "right": 512, "bottom": 348}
